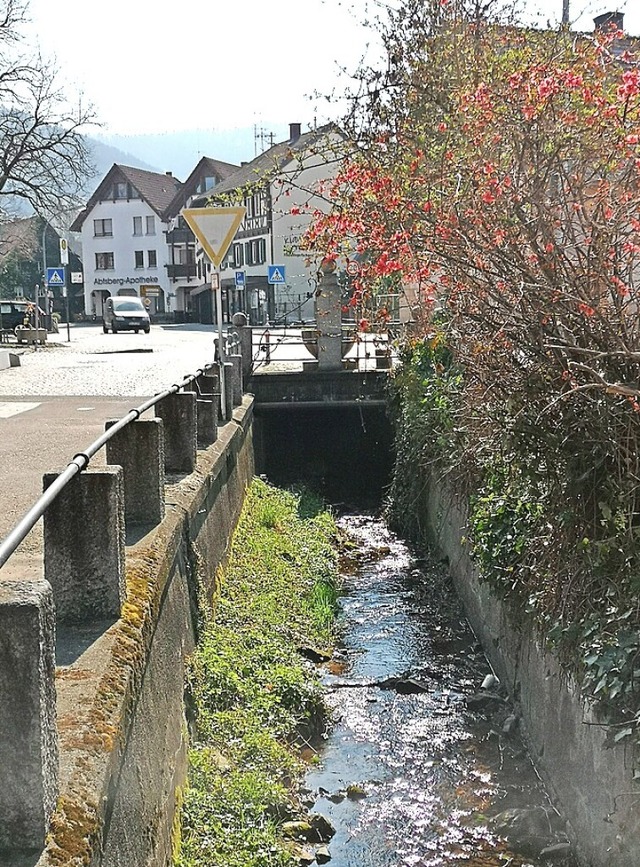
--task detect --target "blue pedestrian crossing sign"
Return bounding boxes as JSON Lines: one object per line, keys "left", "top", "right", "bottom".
{"left": 46, "top": 267, "right": 65, "bottom": 287}
{"left": 235, "top": 270, "right": 246, "bottom": 288}
{"left": 268, "top": 265, "right": 286, "bottom": 285}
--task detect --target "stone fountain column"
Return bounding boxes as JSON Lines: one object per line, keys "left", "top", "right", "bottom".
{"left": 315, "top": 258, "right": 343, "bottom": 371}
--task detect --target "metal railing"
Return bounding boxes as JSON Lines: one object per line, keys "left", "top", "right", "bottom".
{"left": 0, "top": 362, "right": 217, "bottom": 570}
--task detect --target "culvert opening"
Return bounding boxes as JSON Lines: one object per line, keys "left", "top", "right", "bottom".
{"left": 253, "top": 404, "right": 395, "bottom": 506}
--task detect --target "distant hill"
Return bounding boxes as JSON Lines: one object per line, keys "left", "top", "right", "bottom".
{"left": 85, "top": 137, "right": 160, "bottom": 189}
{"left": 93, "top": 124, "right": 296, "bottom": 181}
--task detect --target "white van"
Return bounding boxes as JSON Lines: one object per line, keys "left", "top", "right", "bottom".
{"left": 103, "top": 296, "right": 151, "bottom": 334}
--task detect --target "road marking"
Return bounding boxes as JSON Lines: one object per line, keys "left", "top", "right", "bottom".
{"left": 0, "top": 402, "right": 40, "bottom": 418}
{"left": 76, "top": 407, "right": 95, "bottom": 412}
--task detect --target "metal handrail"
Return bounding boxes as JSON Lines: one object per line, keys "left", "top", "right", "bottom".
{"left": 0, "top": 363, "right": 216, "bottom": 570}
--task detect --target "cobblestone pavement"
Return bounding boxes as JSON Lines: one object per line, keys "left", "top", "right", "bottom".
{"left": 0, "top": 322, "right": 219, "bottom": 396}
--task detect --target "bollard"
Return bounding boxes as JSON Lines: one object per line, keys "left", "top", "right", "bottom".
{"left": 197, "top": 368, "right": 219, "bottom": 395}
{"left": 105, "top": 417, "right": 165, "bottom": 525}
{"left": 44, "top": 467, "right": 126, "bottom": 623}
{"left": 155, "top": 391, "right": 197, "bottom": 473}
{"left": 222, "top": 362, "right": 234, "bottom": 422}
{"left": 197, "top": 394, "right": 218, "bottom": 447}
{"left": 232, "top": 312, "right": 252, "bottom": 380}
{"left": 227, "top": 354, "right": 243, "bottom": 407}
{"left": 0, "top": 580, "right": 57, "bottom": 850}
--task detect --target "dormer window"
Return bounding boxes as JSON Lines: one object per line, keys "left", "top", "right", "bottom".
{"left": 196, "top": 176, "right": 216, "bottom": 194}
{"left": 110, "top": 181, "right": 139, "bottom": 200}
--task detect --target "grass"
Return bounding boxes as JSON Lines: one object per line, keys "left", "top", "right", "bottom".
{"left": 175, "top": 478, "right": 340, "bottom": 867}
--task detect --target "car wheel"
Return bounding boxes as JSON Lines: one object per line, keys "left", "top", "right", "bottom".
{"left": 134, "top": 328, "right": 139, "bottom": 334}
{"left": 112, "top": 324, "right": 118, "bottom": 333}
{"left": 144, "top": 326, "right": 150, "bottom": 334}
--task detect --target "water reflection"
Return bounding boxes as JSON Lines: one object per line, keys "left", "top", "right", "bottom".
{"left": 305, "top": 515, "right": 576, "bottom": 867}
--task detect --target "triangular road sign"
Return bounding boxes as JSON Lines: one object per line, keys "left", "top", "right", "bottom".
{"left": 181, "top": 206, "right": 246, "bottom": 267}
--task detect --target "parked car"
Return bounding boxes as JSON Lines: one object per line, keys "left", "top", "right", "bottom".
{"left": 103, "top": 297, "right": 151, "bottom": 334}
{"left": 0, "top": 300, "right": 46, "bottom": 332}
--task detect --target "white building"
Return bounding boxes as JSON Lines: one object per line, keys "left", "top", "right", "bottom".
{"left": 71, "top": 158, "right": 239, "bottom": 319}
{"left": 188, "top": 123, "right": 344, "bottom": 325}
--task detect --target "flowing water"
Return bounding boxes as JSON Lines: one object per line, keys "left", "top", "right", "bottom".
{"left": 304, "top": 514, "right": 577, "bottom": 867}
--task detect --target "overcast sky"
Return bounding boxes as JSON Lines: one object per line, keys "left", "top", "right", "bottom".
{"left": 24, "top": 0, "right": 640, "bottom": 137}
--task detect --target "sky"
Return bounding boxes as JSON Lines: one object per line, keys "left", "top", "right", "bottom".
{"left": 23, "top": 0, "right": 640, "bottom": 140}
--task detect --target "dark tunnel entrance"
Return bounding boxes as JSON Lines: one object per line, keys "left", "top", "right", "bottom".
{"left": 253, "top": 405, "right": 395, "bottom": 506}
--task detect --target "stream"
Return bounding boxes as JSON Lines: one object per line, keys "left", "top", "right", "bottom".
{"left": 303, "top": 514, "right": 577, "bottom": 867}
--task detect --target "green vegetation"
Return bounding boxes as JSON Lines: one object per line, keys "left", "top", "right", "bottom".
{"left": 175, "top": 479, "right": 339, "bottom": 867}
{"left": 388, "top": 336, "right": 640, "bottom": 740}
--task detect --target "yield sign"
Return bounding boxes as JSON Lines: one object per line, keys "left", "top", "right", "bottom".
{"left": 181, "top": 206, "right": 246, "bottom": 267}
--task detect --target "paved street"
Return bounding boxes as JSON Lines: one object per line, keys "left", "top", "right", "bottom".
{"left": 0, "top": 322, "right": 219, "bottom": 581}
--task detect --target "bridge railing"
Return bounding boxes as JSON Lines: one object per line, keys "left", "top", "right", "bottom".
{"left": 0, "top": 352, "right": 247, "bottom": 854}
{"left": 227, "top": 315, "right": 396, "bottom": 376}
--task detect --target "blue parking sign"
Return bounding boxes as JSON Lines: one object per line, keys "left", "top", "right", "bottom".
{"left": 235, "top": 271, "right": 246, "bottom": 288}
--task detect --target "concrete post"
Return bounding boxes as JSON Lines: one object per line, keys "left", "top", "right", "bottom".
{"left": 197, "top": 395, "right": 218, "bottom": 447}
{"left": 197, "top": 369, "right": 219, "bottom": 395}
{"left": 155, "top": 391, "right": 197, "bottom": 473}
{"left": 105, "top": 417, "right": 165, "bottom": 525}
{"left": 222, "top": 362, "right": 234, "bottom": 422}
{"left": 315, "top": 260, "right": 343, "bottom": 371}
{"left": 44, "top": 466, "right": 126, "bottom": 623}
{"left": 228, "top": 354, "right": 243, "bottom": 407}
{"left": 232, "top": 312, "right": 252, "bottom": 380}
{"left": 0, "top": 580, "right": 57, "bottom": 850}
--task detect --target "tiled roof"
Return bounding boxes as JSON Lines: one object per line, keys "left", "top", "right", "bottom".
{"left": 70, "top": 164, "right": 183, "bottom": 231}
{"left": 165, "top": 156, "right": 241, "bottom": 217}
{"left": 203, "top": 124, "right": 341, "bottom": 200}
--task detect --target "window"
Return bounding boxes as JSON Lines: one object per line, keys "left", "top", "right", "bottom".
{"left": 233, "top": 243, "right": 244, "bottom": 268}
{"left": 134, "top": 250, "right": 144, "bottom": 268}
{"left": 110, "top": 181, "right": 138, "bottom": 200}
{"left": 94, "top": 219, "right": 112, "bottom": 237}
{"left": 95, "top": 252, "right": 114, "bottom": 270}
{"left": 246, "top": 191, "right": 264, "bottom": 218}
{"left": 196, "top": 175, "right": 216, "bottom": 194}
{"left": 174, "top": 247, "right": 195, "bottom": 265}
{"left": 147, "top": 250, "right": 157, "bottom": 268}
{"left": 245, "top": 238, "right": 266, "bottom": 266}
{"left": 133, "top": 216, "right": 143, "bottom": 235}
{"left": 145, "top": 216, "right": 156, "bottom": 235}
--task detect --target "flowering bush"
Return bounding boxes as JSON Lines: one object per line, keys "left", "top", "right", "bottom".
{"left": 306, "top": 0, "right": 640, "bottom": 726}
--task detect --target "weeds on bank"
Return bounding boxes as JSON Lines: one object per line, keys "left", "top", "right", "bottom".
{"left": 175, "top": 479, "right": 339, "bottom": 867}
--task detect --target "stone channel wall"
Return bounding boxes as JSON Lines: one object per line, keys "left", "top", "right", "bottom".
{"left": 423, "top": 473, "right": 640, "bottom": 867}
{"left": 0, "top": 390, "right": 254, "bottom": 866}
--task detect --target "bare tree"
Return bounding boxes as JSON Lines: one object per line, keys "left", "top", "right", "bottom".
{"left": 0, "top": 0, "right": 95, "bottom": 222}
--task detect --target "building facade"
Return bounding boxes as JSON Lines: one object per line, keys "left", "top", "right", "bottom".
{"left": 71, "top": 158, "right": 238, "bottom": 319}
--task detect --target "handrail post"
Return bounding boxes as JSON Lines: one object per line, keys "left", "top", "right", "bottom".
{"left": 44, "top": 467, "right": 126, "bottom": 622}
{"left": 0, "top": 580, "right": 57, "bottom": 850}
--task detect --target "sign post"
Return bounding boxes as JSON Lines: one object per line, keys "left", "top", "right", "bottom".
{"left": 181, "top": 206, "right": 246, "bottom": 421}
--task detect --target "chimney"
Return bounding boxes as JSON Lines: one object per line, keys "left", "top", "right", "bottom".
{"left": 289, "top": 123, "right": 302, "bottom": 143}
{"left": 166, "top": 171, "right": 173, "bottom": 177}
{"left": 594, "top": 11, "right": 624, "bottom": 31}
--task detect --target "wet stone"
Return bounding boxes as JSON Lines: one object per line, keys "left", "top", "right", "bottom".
{"left": 303, "top": 513, "right": 577, "bottom": 867}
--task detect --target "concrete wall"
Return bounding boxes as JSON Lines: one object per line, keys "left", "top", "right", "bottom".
{"left": 423, "top": 474, "right": 640, "bottom": 867}
{"left": 25, "top": 398, "right": 254, "bottom": 867}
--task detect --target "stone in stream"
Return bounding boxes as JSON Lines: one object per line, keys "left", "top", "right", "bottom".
{"left": 377, "top": 675, "right": 430, "bottom": 694}
{"left": 298, "top": 645, "right": 333, "bottom": 663}
{"left": 465, "top": 690, "right": 507, "bottom": 711}
{"left": 346, "top": 783, "right": 367, "bottom": 800}
{"left": 282, "top": 814, "right": 336, "bottom": 844}
{"left": 489, "top": 806, "right": 567, "bottom": 856}
{"left": 315, "top": 845, "right": 332, "bottom": 863}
